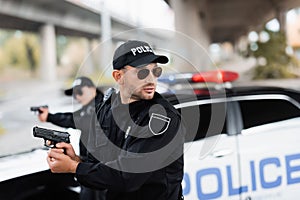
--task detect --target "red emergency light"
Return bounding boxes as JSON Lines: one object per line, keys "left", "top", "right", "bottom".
{"left": 191, "top": 70, "right": 239, "bottom": 83}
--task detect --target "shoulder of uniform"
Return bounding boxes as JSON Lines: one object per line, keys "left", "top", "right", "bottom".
{"left": 152, "top": 92, "right": 180, "bottom": 116}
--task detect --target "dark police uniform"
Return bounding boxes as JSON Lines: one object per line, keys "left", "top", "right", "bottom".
{"left": 47, "top": 90, "right": 103, "bottom": 160}
{"left": 46, "top": 90, "right": 106, "bottom": 200}
{"left": 75, "top": 90, "right": 185, "bottom": 200}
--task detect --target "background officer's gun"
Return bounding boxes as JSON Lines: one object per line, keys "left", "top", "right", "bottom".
{"left": 30, "top": 105, "right": 48, "bottom": 114}
{"left": 33, "top": 126, "right": 70, "bottom": 148}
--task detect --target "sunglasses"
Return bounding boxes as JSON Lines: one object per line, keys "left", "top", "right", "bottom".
{"left": 73, "top": 87, "right": 83, "bottom": 97}
{"left": 135, "top": 67, "right": 163, "bottom": 80}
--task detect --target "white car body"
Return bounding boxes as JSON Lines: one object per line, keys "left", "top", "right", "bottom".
{"left": 0, "top": 84, "right": 300, "bottom": 200}
{"left": 179, "top": 92, "right": 300, "bottom": 200}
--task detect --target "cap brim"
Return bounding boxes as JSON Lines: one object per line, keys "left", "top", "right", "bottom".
{"left": 64, "top": 88, "right": 73, "bottom": 96}
{"left": 129, "top": 54, "right": 169, "bottom": 68}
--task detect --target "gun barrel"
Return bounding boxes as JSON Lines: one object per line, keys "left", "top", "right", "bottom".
{"left": 30, "top": 105, "right": 48, "bottom": 112}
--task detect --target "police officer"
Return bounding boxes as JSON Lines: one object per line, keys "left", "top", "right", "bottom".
{"left": 38, "top": 76, "right": 106, "bottom": 200}
{"left": 46, "top": 40, "right": 186, "bottom": 200}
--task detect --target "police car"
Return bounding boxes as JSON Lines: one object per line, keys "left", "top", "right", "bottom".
{"left": 0, "top": 129, "right": 81, "bottom": 200}
{"left": 159, "top": 70, "right": 300, "bottom": 200}
{"left": 0, "top": 70, "right": 299, "bottom": 200}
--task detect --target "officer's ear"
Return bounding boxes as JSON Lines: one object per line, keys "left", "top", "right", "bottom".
{"left": 112, "top": 70, "right": 124, "bottom": 85}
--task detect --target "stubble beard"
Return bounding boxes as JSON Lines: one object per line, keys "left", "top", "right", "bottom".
{"left": 129, "top": 83, "right": 156, "bottom": 102}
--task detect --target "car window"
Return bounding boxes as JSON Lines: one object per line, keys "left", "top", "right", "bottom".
{"left": 239, "top": 98, "right": 300, "bottom": 129}
{"left": 178, "top": 102, "right": 227, "bottom": 142}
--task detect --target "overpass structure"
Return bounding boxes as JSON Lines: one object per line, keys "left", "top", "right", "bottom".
{"left": 0, "top": 0, "right": 138, "bottom": 40}
{"left": 167, "top": 0, "right": 300, "bottom": 44}
{"left": 0, "top": 0, "right": 144, "bottom": 80}
{"left": 0, "top": 0, "right": 180, "bottom": 80}
{"left": 1, "top": 0, "right": 300, "bottom": 79}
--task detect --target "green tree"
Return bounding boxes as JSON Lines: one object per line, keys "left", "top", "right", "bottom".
{"left": 246, "top": 28, "right": 299, "bottom": 79}
{"left": 1, "top": 31, "right": 40, "bottom": 73}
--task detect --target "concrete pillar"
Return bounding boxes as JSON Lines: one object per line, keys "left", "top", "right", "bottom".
{"left": 100, "top": 0, "right": 113, "bottom": 73}
{"left": 39, "top": 24, "right": 57, "bottom": 81}
{"left": 82, "top": 39, "right": 95, "bottom": 75}
{"left": 277, "top": 9, "right": 287, "bottom": 33}
{"left": 169, "top": 0, "right": 212, "bottom": 72}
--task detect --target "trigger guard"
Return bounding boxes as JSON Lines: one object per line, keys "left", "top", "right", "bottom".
{"left": 44, "top": 140, "right": 55, "bottom": 148}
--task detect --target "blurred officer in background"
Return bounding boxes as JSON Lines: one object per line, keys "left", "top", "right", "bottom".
{"left": 37, "top": 76, "right": 106, "bottom": 200}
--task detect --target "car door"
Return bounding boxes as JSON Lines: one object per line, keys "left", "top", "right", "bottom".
{"left": 236, "top": 95, "right": 300, "bottom": 200}
{"left": 179, "top": 99, "right": 241, "bottom": 200}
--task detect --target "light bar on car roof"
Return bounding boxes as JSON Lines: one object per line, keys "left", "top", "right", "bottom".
{"left": 158, "top": 73, "right": 194, "bottom": 84}
{"left": 191, "top": 70, "right": 239, "bottom": 83}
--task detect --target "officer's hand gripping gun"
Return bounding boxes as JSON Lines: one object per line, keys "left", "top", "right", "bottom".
{"left": 33, "top": 126, "right": 70, "bottom": 148}
{"left": 30, "top": 105, "right": 48, "bottom": 114}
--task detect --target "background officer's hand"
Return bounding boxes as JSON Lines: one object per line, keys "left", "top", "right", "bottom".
{"left": 38, "top": 107, "right": 49, "bottom": 122}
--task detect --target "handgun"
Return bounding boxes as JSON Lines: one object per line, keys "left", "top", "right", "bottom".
{"left": 33, "top": 126, "right": 70, "bottom": 148}
{"left": 30, "top": 105, "right": 48, "bottom": 113}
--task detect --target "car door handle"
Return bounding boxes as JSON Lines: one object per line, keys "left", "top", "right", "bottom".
{"left": 211, "top": 149, "right": 233, "bottom": 158}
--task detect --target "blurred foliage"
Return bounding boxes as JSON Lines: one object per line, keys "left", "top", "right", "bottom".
{"left": 0, "top": 30, "right": 13, "bottom": 46}
{"left": 0, "top": 124, "right": 4, "bottom": 135}
{"left": 0, "top": 30, "right": 40, "bottom": 73}
{"left": 0, "top": 31, "right": 13, "bottom": 71}
{"left": 56, "top": 35, "right": 74, "bottom": 66}
{"left": 0, "top": 29, "right": 92, "bottom": 79}
{"left": 245, "top": 28, "right": 299, "bottom": 79}
{"left": 253, "top": 63, "right": 296, "bottom": 79}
